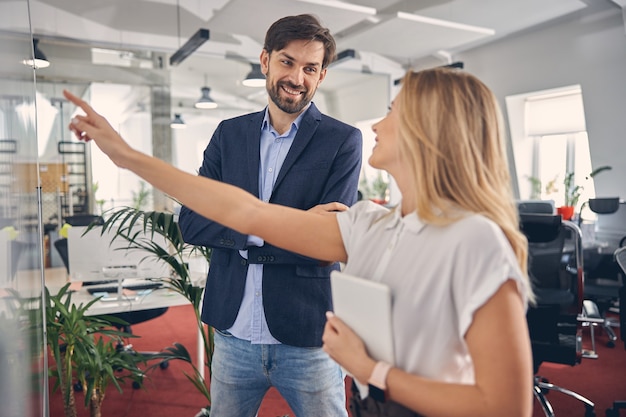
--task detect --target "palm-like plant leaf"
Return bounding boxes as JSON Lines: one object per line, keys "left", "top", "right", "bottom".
{"left": 45, "top": 283, "right": 147, "bottom": 414}
{"left": 86, "top": 206, "right": 214, "bottom": 407}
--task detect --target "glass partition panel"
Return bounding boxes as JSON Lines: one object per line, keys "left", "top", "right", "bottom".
{"left": 0, "top": 2, "right": 47, "bottom": 416}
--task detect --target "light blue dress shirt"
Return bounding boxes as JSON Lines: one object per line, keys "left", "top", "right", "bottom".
{"left": 227, "top": 105, "right": 308, "bottom": 344}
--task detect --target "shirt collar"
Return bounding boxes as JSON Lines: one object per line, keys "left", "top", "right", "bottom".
{"left": 385, "top": 203, "right": 427, "bottom": 235}
{"left": 261, "top": 103, "right": 311, "bottom": 134}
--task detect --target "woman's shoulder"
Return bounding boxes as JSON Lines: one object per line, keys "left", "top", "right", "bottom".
{"left": 450, "top": 212, "right": 510, "bottom": 249}
{"left": 452, "top": 211, "right": 500, "bottom": 230}
{"left": 350, "top": 200, "right": 393, "bottom": 217}
{"left": 340, "top": 200, "right": 393, "bottom": 226}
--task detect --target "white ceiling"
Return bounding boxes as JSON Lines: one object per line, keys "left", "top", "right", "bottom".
{"left": 26, "top": 0, "right": 590, "bottom": 62}
{"left": 2, "top": 0, "right": 593, "bottom": 114}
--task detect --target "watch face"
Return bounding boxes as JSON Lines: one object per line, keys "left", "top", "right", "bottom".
{"left": 368, "top": 384, "right": 386, "bottom": 403}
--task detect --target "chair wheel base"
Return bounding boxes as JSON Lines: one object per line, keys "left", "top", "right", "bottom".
{"left": 606, "top": 401, "right": 626, "bottom": 417}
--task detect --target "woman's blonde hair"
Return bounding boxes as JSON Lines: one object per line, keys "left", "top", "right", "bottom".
{"left": 396, "top": 68, "right": 531, "bottom": 297}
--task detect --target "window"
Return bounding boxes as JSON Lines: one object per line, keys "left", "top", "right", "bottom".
{"left": 507, "top": 85, "right": 594, "bottom": 209}
{"left": 355, "top": 117, "right": 398, "bottom": 205}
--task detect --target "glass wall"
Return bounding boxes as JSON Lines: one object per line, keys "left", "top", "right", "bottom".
{"left": 0, "top": 2, "right": 47, "bottom": 416}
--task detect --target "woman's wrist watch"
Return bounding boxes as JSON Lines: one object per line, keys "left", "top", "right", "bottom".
{"left": 367, "top": 361, "right": 392, "bottom": 403}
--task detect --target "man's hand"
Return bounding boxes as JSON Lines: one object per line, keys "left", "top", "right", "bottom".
{"left": 308, "top": 202, "right": 349, "bottom": 215}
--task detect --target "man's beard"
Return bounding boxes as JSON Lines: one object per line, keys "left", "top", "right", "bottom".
{"left": 267, "top": 80, "right": 314, "bottom": 114}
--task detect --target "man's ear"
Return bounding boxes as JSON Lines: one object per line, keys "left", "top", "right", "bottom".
{"left": 260, "top": 50, "right": 270, "bottom": 75}
{"left": 318, "top": 67, "right": 327, "bottom": 85}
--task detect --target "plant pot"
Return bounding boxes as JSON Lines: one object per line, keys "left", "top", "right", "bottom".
{"left": 557, "top": 206, "right": 575, "bottom": 220}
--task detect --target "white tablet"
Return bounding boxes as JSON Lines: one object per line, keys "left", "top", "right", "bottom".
{"left": 330, "top": 270, "right": 395, "bottom": 365}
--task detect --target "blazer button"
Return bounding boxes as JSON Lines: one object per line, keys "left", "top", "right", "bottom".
{"left": 241, "top": 259, "right": 247, "bottom": 266}
{"left": 257, "top": 256, "right": 263, "bottom": 262}
{"left": 269, "top": 256, "right": 275, "bottom": 262}
{"left": 219, "top": 239, "right": 225, "bottom": 245}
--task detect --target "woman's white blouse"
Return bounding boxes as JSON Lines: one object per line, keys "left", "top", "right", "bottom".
{"left": 336, "top": 200, "right": 527, "bottom": 384}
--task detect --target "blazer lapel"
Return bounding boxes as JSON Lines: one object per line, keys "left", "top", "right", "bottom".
{"left": 245, "top": 112, "right": 264, "bottom": 197}
{"left": 273, "top": 103, "right": 321, "bottom": 191}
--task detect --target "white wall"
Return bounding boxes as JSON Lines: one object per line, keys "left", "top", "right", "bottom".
{"left": 325, "top": 73, "right": 391, "bottom": 126}
{"left": 170, "top": 73, "right": 393, "bottom": 181}
{"left": 455, "top": 3, "right": 626, "bottom": 198}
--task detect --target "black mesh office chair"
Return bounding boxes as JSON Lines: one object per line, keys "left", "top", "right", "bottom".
{"left": 581, "top": 198, "right": 624, "bottom": 347}
{"left": 606, "top": 247, "right": 626, "bottom": 417}
{"left": 520, "top": 213, "right": 596, "bottom": 417}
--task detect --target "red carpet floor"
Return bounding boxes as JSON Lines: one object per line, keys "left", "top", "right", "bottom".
{"left": 48, "top": 304, "right": 626, "bottom": 417}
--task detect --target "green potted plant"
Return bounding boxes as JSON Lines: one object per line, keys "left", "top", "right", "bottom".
{"left": 586, "top": 165, "right": 612, "bottom": 181}
{"left": 131, "top": 181, "right": 151, "bottom": 210}
{"left": 45, "top": 283, "right": 147, "bottom": 417}
{"left": 359, "top": 171, "right": 389, "bottom": 205}
{"left": 527, "top": 176, "right": 542, "bottom": 200}
{"left": 90, "top": 207, "right": 214, "bottom": 415}
{"left": 558, "top": 172, "right": 583, "bottom": 220}
{"left": 526, "top": 175, "right": 558, "bottom": 201}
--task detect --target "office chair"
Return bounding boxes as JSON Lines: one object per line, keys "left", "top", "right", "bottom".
{"left": 520, "top": 214, "right": 596, "bottom": 417}
{"left": 581, "top": 198, "right": 623, "bottom": 347}
{"left": 517, "top": 200, "right": 556, "bottom": 215}
{"left": 61, "top": 214, "right": 105, "bottom": 227}
{"left": 606, "top": 246, "right": 626, "bottom": 417}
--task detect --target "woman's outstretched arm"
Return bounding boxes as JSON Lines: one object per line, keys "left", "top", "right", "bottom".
{"left": 62, "top": 90, "right": 348, "bottom": 263}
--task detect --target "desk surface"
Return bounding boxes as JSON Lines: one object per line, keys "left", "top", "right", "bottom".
{"left": 7, "top": 267, "right": 207, "bottom": 377}
{"left": 13, "top": 267, "right": 196, "bottom": 316}
{"left": 71, "top": 285, "right": 190, "bottom": 316}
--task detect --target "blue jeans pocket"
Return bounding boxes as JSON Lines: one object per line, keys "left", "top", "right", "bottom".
{"left": 213, "top": 328, "right": 233, "bottom": 338}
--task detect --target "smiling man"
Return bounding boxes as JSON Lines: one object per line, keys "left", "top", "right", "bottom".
{"left": 178, "top": 14, "right": 362, "bottom": 417}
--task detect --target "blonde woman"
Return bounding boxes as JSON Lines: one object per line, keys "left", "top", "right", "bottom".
{"left": 64, "top": 67, "right": 533, "bottom": 417}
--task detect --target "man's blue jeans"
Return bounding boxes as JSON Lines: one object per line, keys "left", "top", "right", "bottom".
{"left": 210, "top": 329, "right": 348, "bottom": 417}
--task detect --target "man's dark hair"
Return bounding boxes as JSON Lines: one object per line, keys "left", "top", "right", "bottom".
{"left": 263, "top": 14, "right": 336, "bottom": 69}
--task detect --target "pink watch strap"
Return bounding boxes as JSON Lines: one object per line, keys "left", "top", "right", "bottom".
{"left": 368, "top": 361, "right": 392, "bottom": 390}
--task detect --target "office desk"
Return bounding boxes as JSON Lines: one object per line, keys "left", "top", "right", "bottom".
{"left": 13, "top": 267, "right": 207, "bottom": 377}
{"left": 12, "top": 267, "right": 191, "bottom": 313}
{"left": 65, "top": 282, "right": 190, "bottom": 316}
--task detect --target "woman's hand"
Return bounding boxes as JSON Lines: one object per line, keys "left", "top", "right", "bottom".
{"left": 322, "top": 311, "right": 376, "bottom": 384}
{"left": 62, "top": 90, "right": 134, "bottom": 169}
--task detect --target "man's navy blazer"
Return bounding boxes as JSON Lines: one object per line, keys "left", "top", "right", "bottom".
{"left": 178, "top": 103, "right": 362, "bottom": 347}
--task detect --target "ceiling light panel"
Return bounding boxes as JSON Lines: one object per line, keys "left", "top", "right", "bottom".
{"left": 338, "top": 11, "right": 494, "bottom": 62}
{"left": 336, "top": 0, "right": 396, "bottom": 8}
{"left": 169, "top": 28, "right": 210, "bottom": 66}
{"left": 295, "top": 0, "right": 375, "bottom": 14}
{"left": 408, "top": 0, "right": 587, "bottom": 40}
{"left": 207, "top": 0, "right": 376, "bottom": 44}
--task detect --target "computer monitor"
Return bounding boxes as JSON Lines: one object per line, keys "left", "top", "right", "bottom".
{"left": 67, "top": 225, "right": 170, "bottom": 282}
{"left": 594, "top": 201, "right": 626, "bottom": 251}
